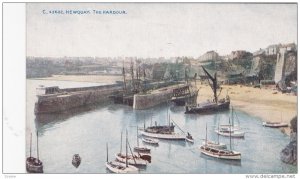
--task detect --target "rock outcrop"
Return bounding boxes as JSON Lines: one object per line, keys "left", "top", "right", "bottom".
{"left": 280, "top": 116, "right": 297, "bottom": 165}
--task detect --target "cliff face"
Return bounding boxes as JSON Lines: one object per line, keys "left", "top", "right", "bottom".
{"left": 280, "top": 116, "right": 297, "bottom": 165}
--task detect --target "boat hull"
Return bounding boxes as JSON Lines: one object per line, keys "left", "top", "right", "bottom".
{"left": 262, "top": 122, "right": 288, "bottom": 128}
{"left": 215, "top": 130, "right": 245, "bottom": 138}
{"left": 26, "top": 157, "right": 43, "bottom": 173}
{"left": 200, "top": 146, "right": 241, "bottom": 160}
{"left": 115, "top": 153, "right": 148, "bottom": 166}
{"left": 185, "top": 101, "right": 230, "bottom": 114}
{"left": 142, "top": 138, "right": 159, "bottom": 144}
{"left": 106, "top": 161, "right": 138, "bottom": 173}
{"left": 202, "top": 141, "right": 227, "bottom": 149}
{"left": 141, "top": 131, "right": 186, "bottom": 140}
{"left": 134, "top": 146, "right": 151, "bottom": 153}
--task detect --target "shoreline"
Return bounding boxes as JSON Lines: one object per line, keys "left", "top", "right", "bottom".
{"left": 28, "top": 75, "right": 297, "bottom": 135}
{"left": 196, "top": 84, "right": 297, "bottom": 136}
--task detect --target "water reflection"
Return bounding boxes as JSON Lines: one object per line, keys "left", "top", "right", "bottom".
{"left": 200, "top": 154, "right": 242, "bottom": 167}
{"left": 35, "top": 102, "right": 111, "bottom": 135}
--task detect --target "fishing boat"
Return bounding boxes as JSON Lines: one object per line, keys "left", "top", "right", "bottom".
{"left": 262, "top": 121, "right": 288, "bottom": 128}
{"left": 134, "top": 127, "right": 151, "bottom": 153}
{"left": 105, "top": 143, "right": 138, "bottom": 174}
{"left": 115, "top": 131, "right": 148, "bottom": 166}
{"left": 200, "top": 145, "right": 241, "bottom": 160}
{"left": 26, "top": 132, "right": 43, "bottom": 173}
{"left": 142, "top": 137, "right": 159, "bottom": 145}
{"left": 185, "top": 66, "right": 230, "bottom": 114}
{"left": 200, "top": 120, "right": 241, "bottom": 160}
{"left": 202, "top": 124, "right": 227, "bottom": 149}
{"left": 141, "top": 108, "right": 193, "bottom": 141}
{"left": 72, "top": 154, "right": 81, "bottom": 168}
{"left": 215, "top": 107, "right": 245, "bottom": 138}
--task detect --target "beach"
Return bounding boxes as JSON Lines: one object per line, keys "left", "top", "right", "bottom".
{"left": 32, "top": 75, "right": 297, "bottom": 135}
{"left": 196, "top": 83, "right": 297, "bottom": 135}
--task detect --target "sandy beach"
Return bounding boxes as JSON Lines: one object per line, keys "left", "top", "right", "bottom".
{"left": 32, "top": 75, "right": 297, "bottom": 135}
{"left": 196, "top": 83, "right": 297, "bottom": 135}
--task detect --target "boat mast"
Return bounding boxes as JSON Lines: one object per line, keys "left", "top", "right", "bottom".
{"left": 30, "top": 133, "right": 32, "bottom": 158}
{"left": 136, "top": 126, "right": 139, "bottom": 147}
{"left": 143, "top": 67, "right": 146, "bottom": 91}
{"left": 120, "top": 131, "right": 123, "bottom": 154}
{"left": 122, "top": 61, "right": 127, "bottom": 92}
{"left": 229, "top": 118, "right": 232, "bottom": 151}
{"left": 232, "top": 107, "right": 234, "bottom": 127}
{"left": 130, "top": 60, "right": 135, "bottom": 92}
{"left": 36, "top": 131, "right": 39, "bottom": 161}
{"left": 201, "top": 66, "right": 218, "bottom": 104}
{"left": 125, "top": 130, "right": 128, "bottom": 167}
{"left": 106, "top": 143, "right": 108, "bottom": 162}
{"left": 127, "top": 140, "right": 137, "bottom": 165}
{"left": 205, "top": 123, "right": 207, "bottom": 146}
{"left": 217, "top": 125, "right": 220, "bottom": 144}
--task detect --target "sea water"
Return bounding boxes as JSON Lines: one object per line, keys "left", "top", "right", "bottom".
{"left": 26, "top": 79, "right": 297, "bottom": 174}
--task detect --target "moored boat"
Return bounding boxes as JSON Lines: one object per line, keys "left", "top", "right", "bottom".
{"left": 105, "top": 142, "right": 138, "bottom": 174}
{"left": 142, "top": 137, "right": 159, "bottom": 145}
{"left": 72, "top": 154, "right": 81, "bottom": 168}
{"left": 141, "top": 130, "right": 186, "bottom": 140}
{"left": 215, "top": 107, "right": 245, "bottom": 138}
{"left": 26, "top": 132, "right": 43, "bottom": 173}
{"left": 185, "top": 66, "right": 230, "bottom": 114}
{"left": 115, "top": 130, "right": 148, "bottom": 166}
{"left": 199, "top": 145, "right": 241, "bottom": 160}
{"left": 262, "top": 121, "right": 288, "bottom": 128}
{"left": 185, "top": 132, "right": 194, "bottom": 143}
{"left": 215, "top": 129, "right": 245, "bottom": 138}
{"left": 202, "top": 140, "right": 227, "bottom": 149}
{"left": 200, "top": 120, "right": 241, "bottom": 160}
{"left": 134, "top": 126, "right": 151, "bottom": 153}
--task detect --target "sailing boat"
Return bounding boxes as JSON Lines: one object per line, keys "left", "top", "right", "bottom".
{"left": 26, "top": 132, "right": 43, "bottom": 173}
{"left": 134, "top": 126, "right": 151, "bottom": 153}
{"left": 185, "top": 66, "right": 230, "bottom": 114}
{"left": 105, "top": 142, "right": 138, "bottom": 173}
{"left": 141, "top": 108, "right": 193, "bottom": 141}
{"left": 200, "top": 119, "right": 241, "bottom": 160}
{"left": 263, "top": 112, "right": 288, "bottom": 128}
{"left": 215, "top": 107, "right": 245, "bottom": 138}
{"left": 115, "top": 131, "right": 148, "bottom": 166}
{"left": 202, "top": 123, "right": 227, "bottom": 149}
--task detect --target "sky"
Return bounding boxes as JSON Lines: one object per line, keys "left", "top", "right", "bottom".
{"left": 26, "top": 3, "right": 297, "bottom": 58}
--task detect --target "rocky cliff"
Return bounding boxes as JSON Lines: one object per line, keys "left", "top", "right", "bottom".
{"left": 280, "top": 116, "right": 297, "bottom": 165}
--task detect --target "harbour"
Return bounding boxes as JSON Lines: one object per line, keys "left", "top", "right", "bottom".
{"left": 26, "top": 79, "right": 297, "bottom": 174}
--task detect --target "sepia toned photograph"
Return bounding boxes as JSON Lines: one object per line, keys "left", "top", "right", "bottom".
{"left": 25, "top": 3, "right": 297, "bottom": 174}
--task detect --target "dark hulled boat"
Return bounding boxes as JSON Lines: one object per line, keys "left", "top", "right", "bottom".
{"left": 185, "top": 66, "right": 230, "bottom": 114}
{"left": 72, "top": 154, "right": 81, "bottom": 168}
{"left": 26, "top": 132, "right": 43, "bottom": 173}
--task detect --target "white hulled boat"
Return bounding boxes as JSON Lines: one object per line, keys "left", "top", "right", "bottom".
{"left": 115, "top": 130, "right": 148, "bottom": 166}
{"left": 201, "top": 123, "right": 227, "bottom": 149}
{"left": 142, "top": 137, "right": 159, "bottom": 145}
{"left": 200, "top": 121, "right": 241, "bottom": 160}
{"left": 105, "top": 142, "right": 138, "bottom": 173}
{"left": 215, "top": 107, "right": 245, "bottom": 138}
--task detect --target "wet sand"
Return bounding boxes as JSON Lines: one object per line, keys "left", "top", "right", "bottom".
{"left": 32, "top": 75, "right": 297, "bottom": 135}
